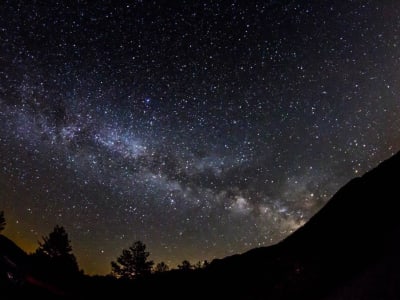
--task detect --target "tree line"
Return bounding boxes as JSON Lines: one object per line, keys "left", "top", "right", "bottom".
{"left": 0, "top": 211, "right": 208, "bottom": 280}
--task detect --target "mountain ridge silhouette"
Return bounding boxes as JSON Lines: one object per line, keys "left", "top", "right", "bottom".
{"left": 203, "top": 151, "right": 400, "bottom": 299}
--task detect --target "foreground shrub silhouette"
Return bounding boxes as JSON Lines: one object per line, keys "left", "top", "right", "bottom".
{"left": 154, "top": 261, "right": 169, "bottom": 273}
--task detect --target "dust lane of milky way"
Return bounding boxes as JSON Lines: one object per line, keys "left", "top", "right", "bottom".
{"left": 1, "top": 1, "right": 400, "bottom": 274}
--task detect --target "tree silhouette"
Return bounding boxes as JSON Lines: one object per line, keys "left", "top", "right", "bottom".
{"left": 111, "top": 240, "right": 154, "bottom": 279}
{"left": 0, "top": 211, "right": 5, "bottom": 233}
{"left": 203, "top": 260, "right": 210, "bottom": 268}
{"left": 34, "top": 225, "right": 79, "bottom": 275}
{"left": 178, "top": 260, "right": 193, "bottom": 271}
{"left": 194, "top": 260, "right": 209, "bottom": 269}
{"left": 154, "top": 261, "right": 169, "bottom": 273}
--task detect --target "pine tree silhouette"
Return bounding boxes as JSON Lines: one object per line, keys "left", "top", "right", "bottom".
{"left": 33, "top": 225, "right": 79, "bottom": 280}
{"left": 111, "top": 240, "right": 154, "bottom": 279}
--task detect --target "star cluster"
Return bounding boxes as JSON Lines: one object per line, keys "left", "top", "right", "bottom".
{"left": 1, "top": 1, "right": 400, "bottom": 274}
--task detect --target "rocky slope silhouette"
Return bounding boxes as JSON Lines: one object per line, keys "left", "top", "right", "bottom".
{"left": 201, "top": 151, "right": 400, "bottom": 299}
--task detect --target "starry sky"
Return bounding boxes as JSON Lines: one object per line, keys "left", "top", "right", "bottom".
{"left": 1, "top": 0, "right": 400, "bottom": 275}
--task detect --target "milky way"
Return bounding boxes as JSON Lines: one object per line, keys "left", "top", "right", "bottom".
{"left": 1, "top": 1, "right": 400, "bottom": 274}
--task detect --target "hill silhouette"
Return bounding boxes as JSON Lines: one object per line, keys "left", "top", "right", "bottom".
{"left": 200, "top": 151, "right": 400, "bottom": 299}
{"left": 0, "top": 235, "right": 69, "bottom": 299}
{"left": 2, "top": 151, "right": 400, "bottom": 299}
{"left": 0, "top": 234, "right": 29, "bottom": 286}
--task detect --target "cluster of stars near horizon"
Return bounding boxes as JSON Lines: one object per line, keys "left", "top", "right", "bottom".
{"left": 1, "top": 1, "right": 400, "bottom": 275}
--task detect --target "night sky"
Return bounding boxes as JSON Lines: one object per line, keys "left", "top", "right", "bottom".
{"left": 1, "top": 1, "right": 400, "bottom": 275}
